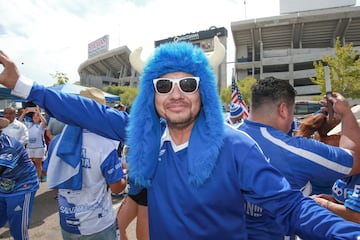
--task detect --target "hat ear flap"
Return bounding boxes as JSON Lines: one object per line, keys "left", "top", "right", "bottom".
{"left": 207, "top": 36, "right": 226, "bottom": 69}
{"left": 129, "top": 47, "right": 145, "bottom": 74}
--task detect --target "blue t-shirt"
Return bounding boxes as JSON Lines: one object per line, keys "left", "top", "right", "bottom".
{"left": 0, "top": 134, "right": 39, "bottom": 196}
{"left": 238, "top": 119, "right": 353, "bottom": 239}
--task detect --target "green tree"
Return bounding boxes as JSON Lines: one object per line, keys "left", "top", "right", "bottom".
{"left": 220, "top": 76, "right": 256, "bottom": 107}
{"left": 311, "top": 37, "right": 360, "bottom": 98}
{"left": 50, "top": 71, "right": 69, "bottom": 85}
{"left": 103, "top": 85, "right": 138, "bottom": 106}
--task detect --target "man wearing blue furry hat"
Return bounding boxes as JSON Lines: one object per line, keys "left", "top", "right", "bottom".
{"left": 1, "top": 38, "right": 360, "bottom": 239}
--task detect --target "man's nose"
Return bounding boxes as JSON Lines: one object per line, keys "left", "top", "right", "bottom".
{"left": 171, "top": 83, "right": 182, "bottom": 97}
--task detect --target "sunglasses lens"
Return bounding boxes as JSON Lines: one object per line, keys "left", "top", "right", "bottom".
{"left": 179, "top": 78, "right": 198, "bottom": 93}
{"left": 156, "top": 79, "right": 173, "bottom": 93}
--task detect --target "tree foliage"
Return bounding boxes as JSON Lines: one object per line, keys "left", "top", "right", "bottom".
{"left": 103, "top": 85, "right": 138, "bottom": 106}
{"left": 220, "top": 76, "right": 256, "bottom": 107}
{"left": 311, "top": 37, "right": 360, "bottom": 98}
{"left": 50, "top": 71, "right": 69, "bottom": 86}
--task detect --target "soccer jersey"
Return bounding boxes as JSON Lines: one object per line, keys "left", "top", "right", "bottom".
{"left": 238, "top": 119, "right": 353, "bottom": 239}
{"left": 0, "top": 134, "right": 39, "bottom": 196}
{"left": 332, "top": 174, "right": 360, "bottom": 213}
{"left": 46, "top": 129, "right": 124, "bottom": 235}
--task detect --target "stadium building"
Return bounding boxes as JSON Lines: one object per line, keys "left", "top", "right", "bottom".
{"left": 231, "top": 0, "right": 360, "bottom": 97}
{"left": 77, "top": 1, "right": 360, "bottom": 99}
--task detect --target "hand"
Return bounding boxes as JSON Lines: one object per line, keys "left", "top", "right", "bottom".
{"left": 0, "top": 50, "right": 20, "bottom": 89}
{"left": 311, "top": 195, "right": 328, "bottom": 208}
{"left": 320, "top": 92, "right": 351, "bottom": 119}
{"left": 26, "top": 107, "right": 37, "bottom": 113}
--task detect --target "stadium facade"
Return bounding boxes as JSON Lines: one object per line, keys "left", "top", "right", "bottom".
{"left": 232, "top": 3, "right": 360, "bottom": 96}
{"left": 78, "top": 2, "right": 360, "bottom": 98}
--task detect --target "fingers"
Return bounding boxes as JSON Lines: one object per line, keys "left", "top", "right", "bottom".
{"left": 0, "top": 50, "right": 20, "bottom": 89}
{"left": 0, "top": 50, "right": 10, "bottom": 65}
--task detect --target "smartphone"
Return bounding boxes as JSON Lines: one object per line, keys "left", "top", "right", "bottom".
{"left": 27, "top": 107, "right": 37, "bottom": 112}
{"left": 324, "top": 65, "right": 334, "bottom": 121}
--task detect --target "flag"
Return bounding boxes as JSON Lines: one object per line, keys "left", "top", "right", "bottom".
{"left": 231, "top": 69, "right": 248, "bottom": 118}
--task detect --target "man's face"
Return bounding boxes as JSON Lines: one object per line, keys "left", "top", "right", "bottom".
{"left": 3, "top": 108, "right": 16, "bottom": 123}
{"left": 154, "top": 72, "right": 201, "bottom": 129}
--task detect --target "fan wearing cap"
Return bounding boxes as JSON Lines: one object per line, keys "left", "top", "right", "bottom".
{"left": 225, "top": 103, "right": 245, "bottom": 128}
{"left": 0, "top": 117, "right": 39, "bottom": 240}
{"left": 41, "top": 87, "right": 127, "bottom": 239}
{"left": 2, "top": 40, "right": 360, "bottom": 239}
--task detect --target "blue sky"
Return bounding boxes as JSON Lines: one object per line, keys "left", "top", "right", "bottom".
{"left": 0, "top": 0, "right": 358, "bottom": 86}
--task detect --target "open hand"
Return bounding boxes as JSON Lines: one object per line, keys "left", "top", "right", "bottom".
{"left": 0, "top": 50, "right": 20, "bottom": 89}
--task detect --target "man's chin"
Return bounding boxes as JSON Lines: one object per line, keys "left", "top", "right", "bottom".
{"left": 167, "top": 116, "right": 195, "bottom": 129}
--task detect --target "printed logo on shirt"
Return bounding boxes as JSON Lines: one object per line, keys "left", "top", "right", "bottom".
{"left": 0, "top": 178, "right": 16, "bottom": 192}
{"left": 107, "top": 162, "right": 122, "bottom": 175}
{"left": 0, "top": 153, "right": 14, "bottom": 162}
{"left": 245, "top": 201, "right": 263, "bottom": 217}
{"left": 66, "top": 218, "right": 80, "bottom": 227}
{"left": 352, "top": 184, "right": 360, "bottom": 198}
{"left": 81, "top": 148, "right": 91, "bottom": 169}
{"left": 332, "top": 179, "right": 347, "bottom": 203}
{"left": 158, "top": 149, "right": 166, "bottom": 162}
{"left": 14, "top": 205, "right": 22, "bottom": 211}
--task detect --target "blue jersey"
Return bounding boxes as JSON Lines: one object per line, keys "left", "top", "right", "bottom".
{"left": 12, "top": 77, "right": 360, "bottom": 239}
{"left": 238, "top": 119, "right": 353, "bottom": 239}
{"left": 0, "top": 134, "right": 39, "bottom": 196}
{"left": 332, "top": 174, "right": 360, "bottom": 213}
{"left": 145, "top": 125, "right": 359, "bottom": 239}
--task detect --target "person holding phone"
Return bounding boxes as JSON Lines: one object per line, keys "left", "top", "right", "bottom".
{"left": 19, "top": 106, "right": 47, "bottom": 181}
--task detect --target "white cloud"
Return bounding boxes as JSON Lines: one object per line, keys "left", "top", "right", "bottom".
{"left": 0, "top": 0, "right": 281, "bottom": 86}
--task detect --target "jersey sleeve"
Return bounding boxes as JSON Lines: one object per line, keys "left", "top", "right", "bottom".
{"left": 100, "top": 150, "right": 124, "bottom": 184}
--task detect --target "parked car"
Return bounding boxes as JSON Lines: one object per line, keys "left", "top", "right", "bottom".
{"left": 294, "top": 100, "right": 322, "bottom": 120}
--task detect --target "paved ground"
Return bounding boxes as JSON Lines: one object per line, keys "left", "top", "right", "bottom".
{"left": 0, "top": 182, "right": 136, "bottom": 240}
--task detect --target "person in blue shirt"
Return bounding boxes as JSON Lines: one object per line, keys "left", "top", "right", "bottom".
{"left": 0, "top": 117, "right": 39, "bottom": 240}
{"left": 312, "top": 174, "right": 360, "bottom": 224}
{"left": 237, "top": 77, "right": 360, "bottom": 239}
{"left": 1, "top": 39, "right": 360, "bottom": 239}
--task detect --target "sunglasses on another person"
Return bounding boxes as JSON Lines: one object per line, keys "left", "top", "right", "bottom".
{"left": 153, "top": 77, "right": 200, "bottom": 95}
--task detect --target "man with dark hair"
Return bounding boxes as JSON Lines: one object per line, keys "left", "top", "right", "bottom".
{"left": 238, "top": 77, "right": 360, "bottom": 239}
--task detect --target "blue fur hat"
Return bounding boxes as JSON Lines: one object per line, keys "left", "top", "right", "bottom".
{"left": 127, "top": 39, "right": 225, "bottom": 187}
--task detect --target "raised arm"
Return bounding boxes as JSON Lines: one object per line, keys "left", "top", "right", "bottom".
{"left": 18, "top": 108, "right": 28, "bottom": 123}
{"left": 327, "top": 92, "right": 360, "bottom": 175}
{"left": 0, "top": 50, "right": 129, "bottom": 141}
{"left": 0, "top": 50, "right": 19, "bottom": 89}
